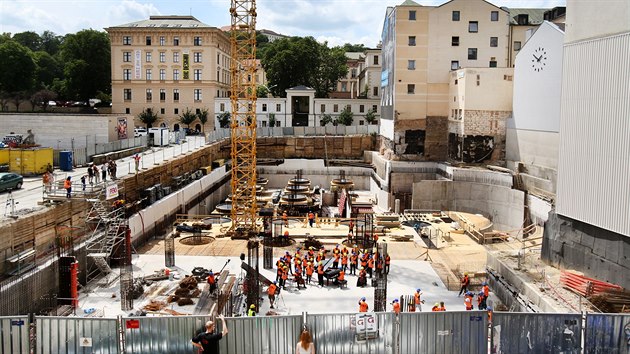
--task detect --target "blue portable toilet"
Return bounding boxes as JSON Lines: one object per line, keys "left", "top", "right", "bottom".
{"left": 59, "top": 150, "right": 73, "bottom": 171}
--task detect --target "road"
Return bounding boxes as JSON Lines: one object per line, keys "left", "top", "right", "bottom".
{"left": 1, "top": 136, "right": 208, "bottom": 221}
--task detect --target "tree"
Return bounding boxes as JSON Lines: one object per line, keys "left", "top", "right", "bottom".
{"left": 364, "top": 109, "right": 377, "bottom": 125}
{"left": 33, "top": 51, "right": 62, "bottom": 89}
{"left": 197, "top": 108, "right": 209, "bottom": 132}
{"left": 41, "top": 31, "right": 62, "bottom": 56}
{"left": 138, "top": 108, "right": 158, "bottom": 128}
{"left": 217, "top": 112, "right": 230, "bottom": 128}
{"left": 337, "top": 107, "right": 353, "bottom": 126}
{"left": 60, "top": 29, "right": 110, "bottom": 100}
{"left": 268, "top": 113, "right": 276, "bottom": 127}
{"left": 320, "top": 113, "right": 333, "bottom": 126}
{"left": 31, "top": 89, "right": 57, "bottom": 111}
{"left": 256, "top": 85, "right": 269, "bottom": 98}
{"left": 342, "top": 43, "right": 367, "bottom": 52}
{"left": 311, "top": 45, "right": 348, "bottom": 98}
{"left": 13, "top": 31, "right": 42, "bottom": 51}
{"left": 256, "top": 31, "right": 271, "bottom": 59}
{"left": 179, "top": 108, "right": 197, "bottom": 130}
{"left": 0, "top": 41, "right": 36, "bottom": 94}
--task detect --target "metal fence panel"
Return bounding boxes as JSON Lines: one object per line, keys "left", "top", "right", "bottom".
{"left": 0, "top": 316, "right": 29, "bottom": 354}
{"left": 585, "top": 313, "right": 630, "bottom": 354}
{"left": 306, "top": 312, "right": 395, "bottom": 354}
{"left": 36, "top": 316, "right": 119, "bottom": 354}
{"left": 491, "top": 312, "right": 582, "bottom": 354}
{"left": 399, "top": 311, "right": 487, "bottom": 354}
{"left": 123, "top": 315, "right": 212, "bottom": 354}
{"left": 220, "top": 315, "right": 302, "bottom": 354}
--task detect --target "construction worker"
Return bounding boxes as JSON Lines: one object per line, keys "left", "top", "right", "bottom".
{"left": 477, "top": 291, "right": 486, "bottom": 310}
{"left": 284, "top": 252, "right": 293, "bottom": 274}
{"left": 341, "top": 253, "right": 348, "bottom": 272}
{"left": 358, "top": 297, "right": 369, "bottom": 312}
{"left": 282, "top": 211, "right": 288, "bottom": 227}
{"left": 384, "top": 254, "right": 391, "bottom": 274}
{"left": 64, "top": 176, "right": 72, "bottom": 198}
{"left": 482, "top": 281, "right": 490, "bottom": 298}
{"left": 294, "top": 262, "right": 303, "bottom": 278}
{"left": 308, "top": 211, "right": 315, "bottom": 227}
{"left": 341, "top": 246, "right": 349, "bottom": 257}
{"left": 366, "top": 255, "right": 374, "bottom": 278}
{"left": 487, "top": 306, "right": 493, "bottom": 324}
{"left": 350, "top": 252, "right": 358, "bottom": 275}
{"left": 458, "top": 272, "right": 470, "bottom": 297}
{"left": 334, "top": 269, "right": 345, "bottom": 286}
{"left": 247, "top": 304, "right": 256, "bottom": 316}
{"left": 392, "top": 299, "right": 401, "bottom": 314}
{"left": 317, "top": 261, "right": 325, "bottom": 287}
{"left": 432, "top": 303, "right": 440, "bottom": 312}
{"left": 267, "top": 282, "right": 278, "bottom": 309}
{"left": 281, "top": 266, "right": 289, "bottom": 289}
{"left": 276, "top": 258, "right": 284, "bottom": 283}
{"left": 306, "top": 262, "right": 314, "bottom": 284}
{"left": 375, "top": 255, "right": 384, "bottom": 274}
{"left": 439, "top": 301, "right": 446, "bottom": 311}
{"left": 333, "top": 252, "right": 340, "bottom": 269}
{"left": 414, "top": 289, "right": 424, "bottom": 311}
{"left": 464, "top": 291, "right": 474, "bottom": 311}
{"left": 348, "top": 220, "right": 354, "bottom": 235}
{"left": 360, "top": 252, "right": 368, "bottom": 271}
{"left": 357, "top": 268, "right": 367, "bottom": 287}
{"left": 207, "top": 270, "right": 216, "bottom": 294}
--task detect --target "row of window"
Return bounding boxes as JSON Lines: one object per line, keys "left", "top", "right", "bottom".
{"left": 122, "top": 68, "right": 203, "bottom": 81}
{"left": 217, "top": 103, "right": 380, "bottom": 114}
{"left": 123, "top": 51, "right": 203, "bottom": 63}
{"left": 407, "top": 10, "right": 500, "bottom": 22}
{"left": 123, "top": 35, "right": 203, "bottom": 46}
{"left": 123, "top": 88, "right": 202, "bottom": 102}
{"left": 450, "top": 59, "right": 497, "bottom": 70}
{"left": 451, "top": 36, "right": 499, "bottom": 47}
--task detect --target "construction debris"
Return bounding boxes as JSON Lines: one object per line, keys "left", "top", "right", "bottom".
{"left": 177, "top": 297, "right": 194, "bottom": 306}
{"left": 143, "top": 300, "right": 166, "bottom": 312}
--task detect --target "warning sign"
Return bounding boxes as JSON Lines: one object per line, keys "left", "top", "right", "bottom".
{"left": 126, "top": 319, "right": 140, "bottom": 329}
{"left": 79, "top": 337, "right": 92, "bottom": 347}
{"left": 355, "top": 313, "right": 378, "bottom": 333}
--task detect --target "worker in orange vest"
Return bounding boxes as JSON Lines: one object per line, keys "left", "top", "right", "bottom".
{"left": 432, "top": 303, "right": 440, "bottom": 312}
{"left": 357, "top": 268, "right": 367, "bottom": 287}
{"left": 392, "top": 299, "right": 400, "bottom": 314}
{"left": 358, "top": 297, "right": 368, "bottom": 312}
{"left": 384, "top": 254, "right": 391, "bottom": 274}
{"left": 366, "top": 256, "right": 374, "bottom": 278}
{"left": 207, "top": 270, "right": 216, "bottom": 294}
{"left": 276, "top": 258, "right": 284, "bottom": 283}
{"left": 308, "top": 211, "right": 315, "bottom": 227}
{"left": 482, "top": 281, "right": 490, "bottom": 297}
{"left": 334, "top": 269, "right": 345, "bottom": 286}
{"left": 267, "top": 282, "right": 278, "bottom": 309}
{"left": 284, "top": 251, "right": 293, "bottom": 274}
{"left": 305, "top": 262, "right": 314, "bottom": 284}
{"left": 464, "top": 291, "right": 474, "bottom": 310}
{"left": 477, "top": 292, "right": 486, "bottom": 310}
{"left": 282, "top": 211, "right": 288, "bottom": 227}
{"left": 317, "top": 261, "right": 325, "bottom": 287}
{"left": 439, "top": 301, "right": 446, "bottom": 311}
{"left": 281, "top": 266, "right": 289, "bottom": 289}
{"left": 350, "top": 252, "right": 358, "bottom": 275}
{"left": 63, "top": 176, "right": 72, "bottom": 198}
{"left": 341, "top": 254, "right": 348, "bottom": 272}
{"left": 414, "top": 289, "right": 424, "bottom": 311}
{"left": 458, "top": 272, "right": 470, "bottom": 296}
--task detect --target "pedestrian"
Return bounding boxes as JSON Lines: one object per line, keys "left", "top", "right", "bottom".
{"left": 308, "top": 211, "right": 315, "bottom": 227}
{"left": 439, "top": 301, "right": 446, "bottom": 311}
{"left": 350, "top": 252, "right": 358, "bottom": 275}
{"left": 87, "top": 164, "right": 94, "bottom": 184}
{"left": 133, "top": 153, "right": 141, "bottom": 173}
{"left": 458, "top": 272, "right": 470, "bottom": 296}
{"left": 317, "top": 261, "right": 325, "bottom": 287}
{"left": 247, "top": 304, "right": 256, "bottom": 316}
{"left": 207, "top": 271, "right": 217, "bottom": 295}
{"left": 64, "top": 176, "right": 72, "bottom": 198}
{"left": 464, "top": 291, "right": 473, "bottom": 311}
{"left": 432, "top": 303, "right": 440, "bottom": 312}
{"left": 414, "top": 289, "right": 424, "bottom": 311}
{"left": 477, "top": 292, "right": 486, "bottom": 310}
{"left": 392, "top": 299, "right": 400, "bottom": 315}
{"left": 295, "top": 328, "right": 315, "bottom": 354}
{"left": 348, "top": 220, "right": 354, "bottom": 235}
{"left": 93, "top": 165, "right": 100, "bottom": 184}
{"left": 101, "top": 164, "right": 107, "bottom": 182}
{"left": 42, "top": 172, "right": 52, "bottom": 193}
{"left": 384, "top": 254, "right": 391, "bottom": 274}
{"left": 191, "top": 315, "right": 228, "bottom": 354}
{"left": 80, "top": 175, "right": 86, "bottom": 191}
{"left": 267, "top": 281, "right": 278, "bottom": 309}
{"left": 282, "top": 211, "right": 288, "bottom": 227}
{"left": 305, "top": 262, "right": 313, "bottom": 284}
{"left": 111, "top": 160, "right": 117, "bottom": 179}
{"left": 358, "top": 297, "right": 369, "bottom": 312}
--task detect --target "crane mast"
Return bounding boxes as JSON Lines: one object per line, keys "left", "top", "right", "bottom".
{"left": 229, "top": 0, "right": 258, "bottom": 236}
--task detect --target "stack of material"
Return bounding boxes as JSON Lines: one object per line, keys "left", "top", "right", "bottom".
{"left": 375, "top": 214, "right": 401, "bottom": 228}
{"left": 561, "top": 270, "right": 630, "bottom": 313}
{"left": 143, "top": 300, "right": 166, "bottom": 312}
{"left": 589, "top": 291, "right": 630, "bottom": 313}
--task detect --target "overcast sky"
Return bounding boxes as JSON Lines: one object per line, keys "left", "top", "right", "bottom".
{"left": 1, "top": 0, "right": 565, "bottom": 47}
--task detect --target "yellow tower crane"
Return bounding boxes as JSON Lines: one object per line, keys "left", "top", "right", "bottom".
{"left": 229, "top": 0, "right": 258, "bottom": 236}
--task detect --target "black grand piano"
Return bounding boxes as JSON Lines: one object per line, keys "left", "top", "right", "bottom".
{"left": 324, "top": 267, "right": 341, "bottom": 286}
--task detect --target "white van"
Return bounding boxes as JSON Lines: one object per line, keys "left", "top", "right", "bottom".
{"left": 134, "top": 127, "right": 148, "bottom": 137}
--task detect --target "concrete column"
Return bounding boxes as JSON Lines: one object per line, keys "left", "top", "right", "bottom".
{"left": 394, "top": 199, "right": 400, "bottom": 214}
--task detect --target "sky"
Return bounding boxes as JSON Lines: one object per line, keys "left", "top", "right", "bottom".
{"left": 1, "top": 0, "right": 566, "bottom": 48}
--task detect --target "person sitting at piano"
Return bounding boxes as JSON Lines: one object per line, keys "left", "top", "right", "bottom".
{"left": 357, "top": 268, "right": 367, "bottom": 287}
{"left": 333, "top": 269, "right": 346, "bottom": 286}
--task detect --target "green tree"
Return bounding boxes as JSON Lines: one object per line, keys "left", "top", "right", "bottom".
{"left": 179, "top": 108, "right": 197, "bottom": 130}
{"left": 268, "top": 113, "right": 276, "bottom": 127}
{"left": 364, "top": 109, "right": 377, "bottom": 125}
{"left": 60, "top": 29, "right": 110, "bottom": 100}
{"left": 41, "top": 31, "right": 62, "bottom": 55}
{"left": 320, "top": 113, "right": 333, "bottom": 126}
{"left": 0, "top": 41, "right": 36, "bottom": 94}
{"left": 31, "top": 89, "right": 57, "bottom": 111}
{"left": 217, "top": 112, "right": 231, "bottom": 128}
{"left": 311, "top": 45, "right": 348, "bottom": 98}
{"left": 138, "top": 108, "right": 159, "bottom": 128}
{"left": 256, "top": 85, "right": 269, "bottom": 98}
{"left": 197, "top": 108, "right": 209, "bottom": 132}
{"left": 33, "top": 51, "right": 61, "bottom": 89}
{"left": 337, "top": 107, "right": 354, "bottom": 126}
{"left": 256, "top": 31, "right": 271, "bottom": 59}
{"left": 342, "top": 43, "right": 367, "bottom": 52}
{"left": 13, "top": 31, "right": 41, "bottom": 51}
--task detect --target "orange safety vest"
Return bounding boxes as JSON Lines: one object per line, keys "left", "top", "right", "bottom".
{"left": 338, "top": 271, "right": 345, "bottom": 281}
{"left": 393, "top": 302, "right": 400, "bottom": 314}
{"left": 367, "top": 258, "right": 374, "bottom": 269}
{"left": 462, "top": 275, "right": 470, "bottom": 286}
{"left": 464, "top": 296, "right": 472, "bottom": 310}
{"left": 341, "top": 255, "right": 348, "bottom": 265}
{"left": 308, "top": 212, "right": 314, "bottom": 220}
{"left": 385, "top": 256, "right": 391, "bottom": 265}
{"left": 64, "top": 179, "right": 71, "bottom": 189}
{"left": 414, "top": 292, "right": 421, "bottom": 304}
{"left": 306, "top": 265, "right": 314, "bottom": 276}
{"left": 295, "top": 264, "right": 302, "bottom": 275}
{"left": 317, "top": 265, "right": 324, "bottom": 275}
{"left": 359, "top": 301, "right": 368, "bottom": 312}
{"left": 432, "top": 306, "right": 440, "bottom": 312}
{"left": 268, "top": 284, "right": 277, "bottom": 295}
{"left": 207, "top": 274, "right": 215, "bottom": 284}
{"left": 483, "top": 285, "right": 489, "bottom": 297}
{"left": 351, "top": 255, "right": 358, "bottom": 264}
{"left": 439, "top": 306, "right": 446, "bottom": 311}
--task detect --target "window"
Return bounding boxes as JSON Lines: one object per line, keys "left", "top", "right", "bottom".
{"left": 372, "top": 105, "right": 378, "bottom": 112}
{"left": 146, "top": 52, "right": 152, "bottom": 62}
{"left": 407, "top": 84, "right": 415, "bottom": 94}
{"left": 194, "top": 89, "right": 202, "bottom": 101}
{"left": 452, "top": 36, "right": 459, "bottom": 46}
{"left": 276, "top": 104, "right": 281, "bottom": 112}
{"left": 173, "top": 52, "right": 180, "bottom": 63}
{"left": 476, "top": 74, "right": 481, "bottom": 86}
{"left": 346, "top": 104, "right": 351, "bottom": 111}
{"left": 123, "top": 69, "right": 131, "bottom": 80}
{"left": 504, "top": 74, "right": 513, "bottom": 81}
{"left": 160, "top": 108, "right": 165, "bottom": 114}
{"left": 452, "top": 11, "right": 460, "bottom": 21}
{"left": 123, "top": 36, "right": 132, "bottom": 45}
{"left": 468, "top": 48, "right": 478, "bottom": 60}
{"left": 451, "top": 61, "right": 459, "bottom": 70}
{"left": 125, "top": 108, "right": 130, "bottom": 114}
{"left": 469, "top": 21, "right": 478, "bottom": 33}
{"left": 159, "top": 52, "right": 165, "bottom": 62}
{"left": 173, "top": 89, "right": 179, "bottom": 101}
{"left": 333, "top": 104, "right": 339, "bottom": 113}
{"left": 220, "top": 103, "right": 225, "bottom": 111}
{"left": 173, "top": 37, "right": 180, "bottom": 46}
{"left": 490, "top": 37, "right": 498, "bottom": 47}
{"left": 194, "top": 36, "right": 202, "bottom": 46}
{"left": 374, "top": 55, "right": 379, "bottom": 65}
{"left": 408, "top": 60, "right": 416, "bottom": 70}
{"left": 408, "top": 36, "right": 416, "bottom": 46}
{"left": 145, "top": 36, "right": 151, "bottom": 45}
{"left": 341, "top": 82, "right": 347, "bottom": 92}
{"left": 174, "top": 108, "right": 179, "bottom": 114}
{"left": 160, "top": 69, "right": 166, "bottom": 81}
{"left": 160, "top": 89, "right": 166, "bottom": 101}
{"left": 489, "top": 60, "right": 497, "bottom": 67}
{"left": 491, "top": 11, "right": 499, "bottom": 21}
{"left": 516, "top": 14, "right": 529, "bottom": 25}
{"left": 359, "top": 120, "right": 364, "bottom": 126}
{"left": 360, "top": 105, "right": 365, "bottom": 113}
{"left": 262, "top": 104, "right": 267, "bottom": 112}
{"left": 123, "top": 51, "right": 131, "bottom": 62}
{"left": 145, "top": 69, "right": 152, "bottom": 80}
{"left": 159, "top": 36, "right": 165, "bottom": 46}
{"left": 321, "top": 104, "right": 325, "bottom": 112}
{"left": 173, "top": 69, "right": 180, "bottom": 81}
{"left": 194, "top": 52, "right": 202, "bottom": 63}
{"left": 373, "top": 87, "right": 378, "bottom": 96}
{"left": 194, "top": 69, "right": 202, "bottom": 81}
{"left": 409, "top": 10, "right": 416, "bottom": 20}
{"left": 123, "top": 89, "right": 131, "bottom": 100}
{"left": 146, "top": 89, "right": 152, "bottom": 101}
{"left": 514, "top": 41, "right": 522, "bottom": 51}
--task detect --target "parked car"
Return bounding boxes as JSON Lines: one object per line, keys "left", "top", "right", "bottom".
{"left": 0, "top": 173, "right": 23, "bottom": 192}
{"left": 134, "top": 128, "right": 148, "bottom": 137}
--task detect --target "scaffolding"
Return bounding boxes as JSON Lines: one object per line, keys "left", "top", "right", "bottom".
{"left": 374, "top": 242, "right": 388, "bottom": 312}
{"left": 246, "top": 240, "right": 260, "bottom": 311}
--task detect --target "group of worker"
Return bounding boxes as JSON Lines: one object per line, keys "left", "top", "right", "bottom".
{"left": 463, "top": 281, "right": 490, "bottom": 310}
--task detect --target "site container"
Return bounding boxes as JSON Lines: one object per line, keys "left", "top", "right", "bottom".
{"left": 0, "top": 149, "right": 8, "bottom": 165}
{"left": 9, "top": 148, "right": 53, "bottom": 175}
{"left": 59, "top": 150, "right": 73, "bottom": 171}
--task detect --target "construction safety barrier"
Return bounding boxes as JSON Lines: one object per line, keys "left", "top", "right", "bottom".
{"left": 1, "top": 312, "right": 628, "bottom": 353}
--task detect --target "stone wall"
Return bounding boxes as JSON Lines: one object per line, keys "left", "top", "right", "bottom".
{"left": 257, "top": 135, "right": 376, "bottom": 160}
{"left": 448, "top": 110, "right": 510, "bottom": 163}
{"left": 542, "top": 212, "right": 630, "bottom": 289}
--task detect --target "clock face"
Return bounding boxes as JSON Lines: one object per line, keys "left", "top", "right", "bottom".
{"left": 531, "top": 47, "right": 547, "bottom": 72}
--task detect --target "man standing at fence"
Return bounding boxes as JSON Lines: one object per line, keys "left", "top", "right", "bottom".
{"left": 192, "top": 314, "right": 228, "bottom": 354}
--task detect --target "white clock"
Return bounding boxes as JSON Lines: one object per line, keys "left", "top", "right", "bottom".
{"left": 531, "top": 47, "right": 547, "bottom": 72}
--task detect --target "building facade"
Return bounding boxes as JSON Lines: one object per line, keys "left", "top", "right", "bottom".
{"left": 330, "top": 52, "right": 363, "bottom": 99}
{"left": 107, "top": 16, "right": 231, "bottom": 132}
{"left": 358, "top": 48, "right": 383, "bottom": 100}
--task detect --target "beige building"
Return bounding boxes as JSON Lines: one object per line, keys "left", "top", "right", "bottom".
{"left": 106, "top": 16, "right": 231, "bottom": 132}
{"left": 507, "top": 8, "right": 548, "bottom": 66}
{"left": 330, "top": 52, "right": 364, "bottom": 99}
{"left": 359, "top": 48, "right": 382, "bottom": 100}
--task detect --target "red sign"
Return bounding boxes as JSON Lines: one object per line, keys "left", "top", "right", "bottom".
{"left": 126, "top": 320, "right": 140, "bottom": 329}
